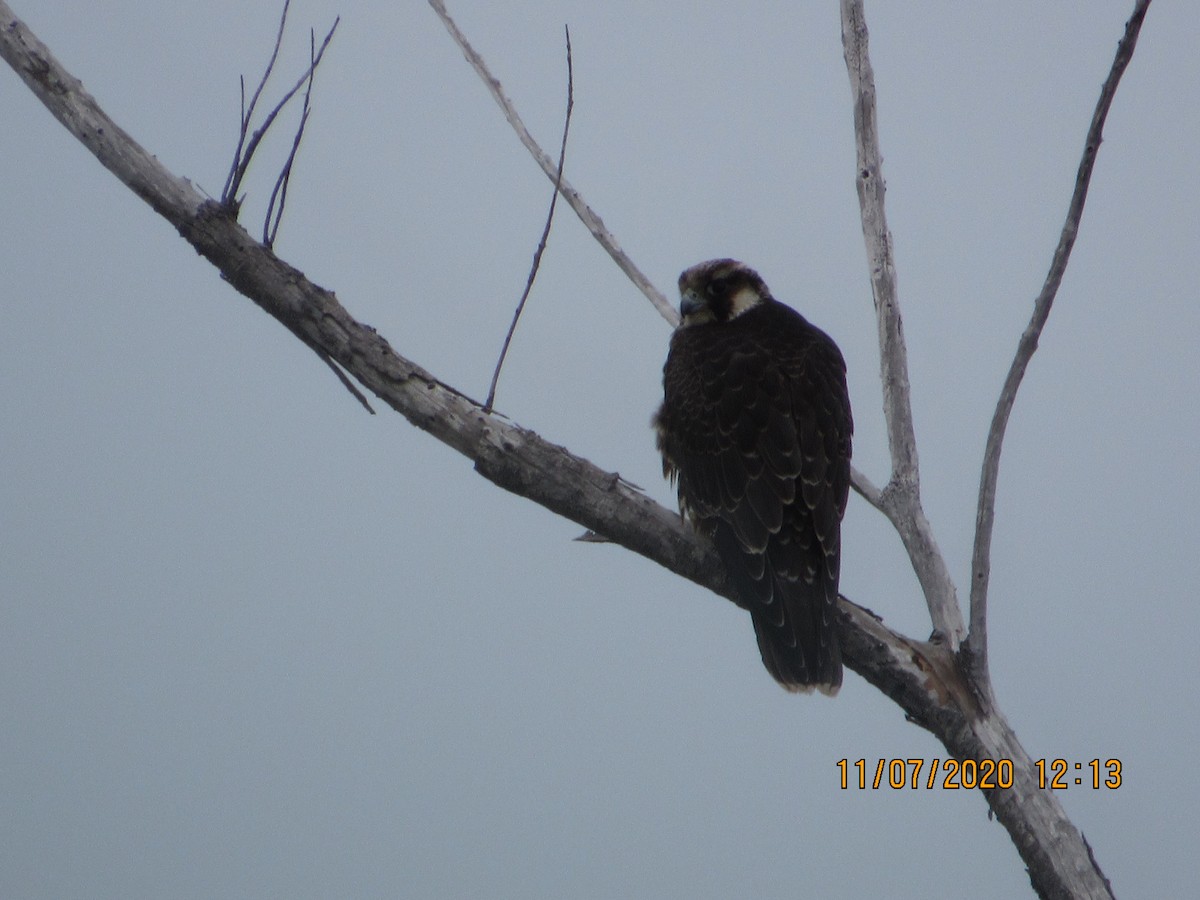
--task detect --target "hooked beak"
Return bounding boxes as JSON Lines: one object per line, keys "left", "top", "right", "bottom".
{"left": 679, "top": 289, "right": 705, "bottom": 319}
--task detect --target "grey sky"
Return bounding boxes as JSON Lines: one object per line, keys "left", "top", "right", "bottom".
{"left": 2, "top": 2, "right": 1196, "bottom": 897}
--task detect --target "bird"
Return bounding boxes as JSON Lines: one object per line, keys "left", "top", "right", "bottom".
{"left": 654, "top": 259, "right": 853, "bottom": 694}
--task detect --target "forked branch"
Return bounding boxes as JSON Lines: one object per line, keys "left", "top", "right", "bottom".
{"left": 0, "top": 2, "right": 1150, "bottom": 895}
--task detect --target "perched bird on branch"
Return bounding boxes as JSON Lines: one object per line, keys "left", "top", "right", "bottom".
{"left": 654, "top": 259, "right": 853, "bottom": 694}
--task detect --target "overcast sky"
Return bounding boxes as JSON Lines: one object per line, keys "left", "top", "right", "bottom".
{"left": 3, "top": 2, "right": 1197, "bottom": 898}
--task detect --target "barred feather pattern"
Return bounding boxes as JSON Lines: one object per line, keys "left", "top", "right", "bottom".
{"left": 655, "top": 260, "right": 852, "bottom": 693}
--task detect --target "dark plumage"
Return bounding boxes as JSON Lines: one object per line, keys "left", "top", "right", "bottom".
{"left": 654, "top": 259, "right": 853, "bottom": 693}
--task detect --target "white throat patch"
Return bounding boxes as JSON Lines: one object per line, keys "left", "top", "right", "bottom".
{"left": 727, "top": 285, "right": 763, "bottom": 319}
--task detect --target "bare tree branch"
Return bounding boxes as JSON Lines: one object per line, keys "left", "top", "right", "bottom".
{"left": 426, "top": 0, "right": 676, "bottom": 326}
{"left": 838, "top": 1, "right": 916, "bottom": 486}
{"left": 485, "top": 25, "right": 574, "bottom": 413}
{"left": 0, "top": 3, "right": 1148, "bottom": 896}
{"left": 839, "top": 0, "right": 964, "bottom": 648}
{"left": 966, "top": 0, "right": 1152, "bottom": 689}
{"left": 848, "top": 463, "right": 885, "bottom": 510}
{"left": 223, "top": 0, "right": 292, "bottom": 203}
{"left": 264, "top": 27, "right": 320, "bottom": 247}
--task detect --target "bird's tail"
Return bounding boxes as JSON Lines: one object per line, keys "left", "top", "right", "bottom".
{"left": 751, "top": 602, "right": 842, "bottom": 696}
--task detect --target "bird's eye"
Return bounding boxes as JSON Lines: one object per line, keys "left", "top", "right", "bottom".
{"left": 706, "top": 279, "right": 723, "bottom": 297}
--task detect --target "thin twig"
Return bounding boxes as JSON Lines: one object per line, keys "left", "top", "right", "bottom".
{"left": 222, "top": 13, "right": 339, "bottom": 209}
{"left": 223, "top": 0, "right": 292, "bottom": 204}
{"left": 840, "top": 0, "right": 964, "bottom": 647}
{"left": 264, "top": 27, "right": 319, "bottom": 246}
{"left": 237, "top": 75, "right": 247, "bottom": 164}
{"left": 966, "top": 0, "right": 1152, "bottom": 687}
{"left": 318, "top": 349, "right": 375, "bottom": 414}
{"left": 484, "top": 27, "right": 573, "bottom": 413}
{"left": 427, "top": 0, "right": 675, "bottom": 325}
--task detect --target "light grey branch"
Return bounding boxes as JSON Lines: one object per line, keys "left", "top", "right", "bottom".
{"left": 839, "top": 0, "right": 963, "bottom": 648}
{"left": 848, "top": 463, "right": 884, "bottom": 510}
{"left": 0, "top": 3, "right": 1128, "bottom": 895}
{"left": 427, "top": 0, "right": 676, "bottom": 326}
{"left": 966, "top": 0, "right": 1152, "bottom": 689}
{"left": 838, "top": 0, "right": 915, "bottom": 484}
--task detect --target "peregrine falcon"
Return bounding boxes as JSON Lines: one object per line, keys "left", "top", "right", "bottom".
{"left": 654, "top": 259, "right": 853, "bottom": 693}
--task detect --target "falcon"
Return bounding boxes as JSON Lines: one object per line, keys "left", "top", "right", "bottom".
{"left": 654, "top": 259, "right": 853, "bottom": 694}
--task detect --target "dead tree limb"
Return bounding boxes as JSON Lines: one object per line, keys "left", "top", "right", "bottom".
{"left": 966, "top": 0, "right": 1152, "bottom": 691}
{"left": 0, "top": 2, "right": 1149, "bottom": 897}
{"left": 839, "top": 0, "right": 964, "bottom": 649}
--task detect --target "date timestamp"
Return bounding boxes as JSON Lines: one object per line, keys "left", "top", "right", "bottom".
{"left": 835, "top": 758, "right": 1123, "bottom": 790}
{"left": 1035, "top": 758, "right": 1122, "bottom": 790}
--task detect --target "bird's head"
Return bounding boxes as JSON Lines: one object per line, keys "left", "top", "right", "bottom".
{"left": 677, "top": 258, "right": 769, "bottom": 327}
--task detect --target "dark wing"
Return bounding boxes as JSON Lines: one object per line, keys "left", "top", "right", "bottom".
{"left": 656, "top": 301, "right": 851, "bottom": 692}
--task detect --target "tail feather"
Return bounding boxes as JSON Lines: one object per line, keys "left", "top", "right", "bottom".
{"left": 750, "top": 599, "right": 841, "bottom": 695}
